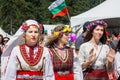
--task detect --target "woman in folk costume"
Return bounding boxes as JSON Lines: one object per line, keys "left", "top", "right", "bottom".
{"left": 1, "top": 20, "right": 55, "bottom": 80}
{"left": 45, "top": 24, "right": 83, "bottom": 80}
{"left": 114, "top": 39, "right": 120, "bottom": 80}
{"left": 78, "top": 20, "right": 115, "bottom": 80}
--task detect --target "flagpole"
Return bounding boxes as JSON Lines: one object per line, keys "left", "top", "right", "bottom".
{"left": 65, "top": 0, "right": 71, "bottom": 27}
{"left": 66, "top": 9, "right": 71, "bottom": 26}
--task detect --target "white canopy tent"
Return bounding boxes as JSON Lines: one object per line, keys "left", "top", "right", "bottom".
{"left": 71, "top": 0, "right": 120, "bottom": 27}
{"left": 43, "top": 24, "right": 69, "bottom": 35}
{"left": 43, "top": 24, "right": 56, "bottom": 35}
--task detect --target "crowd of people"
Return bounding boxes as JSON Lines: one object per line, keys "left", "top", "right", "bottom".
{"left": 0, "top": 19, "right": 120, "bottom": 80}
{"left": 0, "top": 34, "right": 10, "bottom": 62}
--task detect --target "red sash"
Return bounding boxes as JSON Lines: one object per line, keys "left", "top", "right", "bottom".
{"left": 54, "top": 71, "right": 74, "bottom": 80}
{"left": 84, "top": 69, "right": 108, "bottom": 80}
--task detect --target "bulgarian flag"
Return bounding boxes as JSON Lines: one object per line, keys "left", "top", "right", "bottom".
{"left": 48, "top": 0, "right": 68, "bottom": 18}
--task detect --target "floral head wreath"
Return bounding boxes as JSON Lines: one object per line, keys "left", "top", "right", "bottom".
{"left": 87, "top": 20, "right": 107, "bottom": 30}
{"left": 21, "top": 23, "right": 40, "bottom": 31}
{"left": 53, "top": 26, "right": 72, "bottom": 36}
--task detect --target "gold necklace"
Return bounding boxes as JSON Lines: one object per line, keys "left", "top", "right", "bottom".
{"left": 51, "top": 47, "right": 69, "bottom": 63}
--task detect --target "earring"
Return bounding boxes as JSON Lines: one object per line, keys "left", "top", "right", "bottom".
{"left": 21, "top": 34, "right": 26, "bottom": 44}
{"left": 37, "top": 36, "right": 40, "bottom": 43}
{"left": 21, "top": 36, "right": 25, "bottom": 43}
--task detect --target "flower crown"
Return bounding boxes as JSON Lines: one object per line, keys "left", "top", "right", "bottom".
{"left": 21, "top": 23, "right": 39, "bottom": 31}
{"left": 53, "top": 26, "right": 71, "bottom": 36}
{"left": 87, "top": 20, "right": 107, "bottom": 30}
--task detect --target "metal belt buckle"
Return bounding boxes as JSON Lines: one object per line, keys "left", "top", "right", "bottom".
{"left": 63, "top": 71, "right": 70, "bottom": 75}
{"left": 57, "top": 71, "right": 63, "bottom": 76}
{"left": 23, "top": 74, "right": 29, "bottom": 79}
{"left": 57, "top": 71, "right": 70, "bottom": 76}
{"left": 30, "top": 75, "right": 43, "bottom": 80}
{"left": 94, "top": 66, "right": 104, "bottom": 70}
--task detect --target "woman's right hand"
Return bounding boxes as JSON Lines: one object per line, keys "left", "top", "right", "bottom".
{"left": 88, "top": 48, "right": 96, "bottom": 65}
{"left": 82, "top": 48, "right": 96, "bottom": 69}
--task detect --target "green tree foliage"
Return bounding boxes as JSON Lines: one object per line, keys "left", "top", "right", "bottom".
{"left": 0, "top": 0, "right": 105, "bottom": 34}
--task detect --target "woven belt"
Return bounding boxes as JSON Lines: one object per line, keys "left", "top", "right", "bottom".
{"left": 17, "top": 75, "right": 43, "bottom": 79}
{"left": 57, "top": 71, "right": 70, "bottom": 76}
{"left": 92, "top": 66, "right": 106, "bottom": 70}
{"left": 17, "top": 71, "right": 43, "bottom": 80}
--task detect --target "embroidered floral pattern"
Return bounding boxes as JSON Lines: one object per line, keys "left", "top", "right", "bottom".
{"left": 20, "top": 44, "right": 43, "bottom": 66}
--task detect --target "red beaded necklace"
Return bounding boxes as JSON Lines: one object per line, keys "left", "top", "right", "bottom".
{"left": 20, "top": 44, "right": 43, "bottom": 66}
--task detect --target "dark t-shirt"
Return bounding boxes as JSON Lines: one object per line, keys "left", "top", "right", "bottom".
{"left": 109, "top": 40, "right": 119, "bottom": 50}
{"left": 75, "top": 33, "right": 85, "bottom": 50}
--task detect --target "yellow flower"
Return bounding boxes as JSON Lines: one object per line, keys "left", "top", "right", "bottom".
{"left": 63, "top": 28, "right": 67, "bottom": 32}
{"left": 63, "top": 26, "right": 71, "bottom": 32}
{"left": 54, "top": 31, "right": 59, "bottom": 36}
{"left": 68, "top": 27, "right": 71, "bottom": 32}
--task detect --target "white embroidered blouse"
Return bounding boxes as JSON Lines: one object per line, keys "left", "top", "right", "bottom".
{"left": 78, "top": 42, "right": 110, "bottom": 70}
{"left": 3, "top": 45, "right": 55, "bottom": 80}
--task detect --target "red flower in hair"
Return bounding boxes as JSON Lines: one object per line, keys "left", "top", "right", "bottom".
{"left": 39, "top": 24, "right": 43, "bottom": 29}
{"left": 106, "top": 31, "right": 109, "bottom": 36}
{"left": 21, "top": 23, "right": 27, "bottom": 31}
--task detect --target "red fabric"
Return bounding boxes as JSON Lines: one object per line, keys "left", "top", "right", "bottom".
{"left": 84, "top": 69, "right": 108, "bottom": 80}
{"left": 51, "top": 47, "right": 73, "bottom": 72}
{"left": 107, "top": 70, "right": 117, "bottom": 80}
{"left": 17, "top": 71, "right": 43, "bottom": 76}
{"left": 17, "top": 79, "right": 25, "bottom": 80}
{"left": 25, "top": 44, "right": 37, "bottom": 62}
{"left": 17, "top": 79, "right": 30, "bottom": 80}
{"left": 16, "top": 71, "right": 43, "bottom": 80}
{"left": 86, "top": 69, "right": 108, "bottom": 77}
{"left": 54, "top": 72, "right": 74, "bottom": 80}
{"left": 29, "top": 46, "right": 34, "bottom": 62}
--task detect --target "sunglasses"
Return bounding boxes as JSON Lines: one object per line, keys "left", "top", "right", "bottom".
{"left": 4, "top": 40, "right": 9, "bottom": 42}
{"left": 64, "top": 32, "right": 70, "bottom": 36}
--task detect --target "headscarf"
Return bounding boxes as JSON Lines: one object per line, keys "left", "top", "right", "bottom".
{"left": 2, "top": 19, "right": 40, "bottom": 57}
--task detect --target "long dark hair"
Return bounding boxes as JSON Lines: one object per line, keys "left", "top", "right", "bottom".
{"left": 84, "top": 20, "right": 107, "bottom": 44}
{"left": 116, "top": 40, "right": 120, "bottom": 52}
{"left": 0, "top": 34, "right": 4, "bottom": 45}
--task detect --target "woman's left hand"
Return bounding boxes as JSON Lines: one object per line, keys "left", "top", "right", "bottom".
{"left": 106, "top": 48, "right": 115, "bottom": 63}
